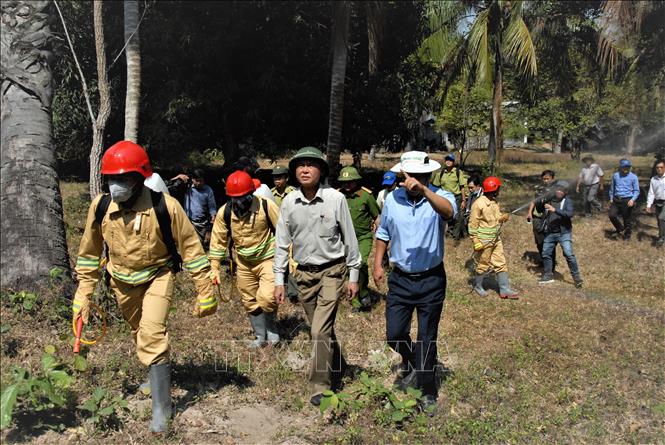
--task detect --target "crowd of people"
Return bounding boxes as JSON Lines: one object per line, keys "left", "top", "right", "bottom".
{"left": 71, "top": 140, "right": 665, "bottom": 433}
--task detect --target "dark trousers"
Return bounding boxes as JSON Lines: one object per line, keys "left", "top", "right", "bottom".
{"left": 655, "top": 201, "right": 665, "bottom": 240}
{"left": 385, "top": 265, "right": 445, "bottom": 397}
{"left": 609, "top": 197, "right": 635, "bottom": 235}
{"left": 532, "top": 216, "right": 545, "bottom": 259}
{"left": 191, "top": 220, "right": 211, "bottom": 249}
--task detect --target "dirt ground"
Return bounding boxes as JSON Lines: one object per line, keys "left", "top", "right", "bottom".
{"left": 1, "top": 148, "right": 664, "bottom": 444}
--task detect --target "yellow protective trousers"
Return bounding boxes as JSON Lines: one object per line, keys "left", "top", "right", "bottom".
{"left": 235, "top": 257, "right": 278, "bottom": 314}
{"left": 474, "top": 239, "right": 508, "bottom": 274}
{"left": 110, "top": 268, "right": 174, "bottom": 367}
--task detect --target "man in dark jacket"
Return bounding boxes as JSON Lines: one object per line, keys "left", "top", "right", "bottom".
{"left": 538, "top": 181, "right": 583, "bottom": 287}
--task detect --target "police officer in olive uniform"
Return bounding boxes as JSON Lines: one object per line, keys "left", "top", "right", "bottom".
{"left": 271, "top": 166, "right": 295, "bottom": 207}
{"left": 337, "top": 166, "right": 380, "bottom": 310}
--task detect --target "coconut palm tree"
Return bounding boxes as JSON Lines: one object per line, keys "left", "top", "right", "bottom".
{"left": 422, "top": 0, "right": 537, "bottom": 171}
{"left": 326, "top": 0, "right": 350, "bottom": 182}
{"left": 1, "top": 0, "right": 71, "bottom": 287}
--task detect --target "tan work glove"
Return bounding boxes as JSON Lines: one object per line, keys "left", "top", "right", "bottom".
{"left": 72, "top": 298, "right": 91, "bottom": 324}
{"left": 498, "top": 213, "right": 510, "bottom": 223}
{"left": 193, "top": 294, "right": 218, "bottom": 318}
{"left": 209, "top": 268, "right": 222, "bottom": 286}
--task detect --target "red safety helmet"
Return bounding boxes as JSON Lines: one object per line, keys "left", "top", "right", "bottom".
{"left": 482, "top": 176, "right": 502, "bottom": 193}
{"left": 101, "top": 141, "right": 153, "bottom": 178}
{"left": 252, "top": 179, "right": 261, "bottom": 190}
{"left": 226, "top": 170, "right": 255, "bottom": 197}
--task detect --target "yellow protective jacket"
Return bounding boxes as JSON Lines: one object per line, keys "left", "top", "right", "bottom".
{"left": 468, "top": 195, "right": 502, "bottom": 248}
{"left": 74, "top": 187, "right": 213, "bottom": 304}
{"left": 209, "top": 196, "right": 279, "bottom": 269}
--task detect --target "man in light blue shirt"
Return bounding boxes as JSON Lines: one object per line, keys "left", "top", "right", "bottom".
{"left": 608, "top": 159, "right": 640, "bottom": 240}
{"left": 373, "top": 151, "right": 456, "bottom": 414}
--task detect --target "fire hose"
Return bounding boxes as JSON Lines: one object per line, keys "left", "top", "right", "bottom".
{"left": 72, "top": 303, "right": 107, "bottom": 353}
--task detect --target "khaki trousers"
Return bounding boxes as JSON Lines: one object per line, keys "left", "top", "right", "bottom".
{"left": 474, "top": 239, "right": 508, "bottom": 274}
{"left": 294, "top": 261, "right": 346, "bottom": 396}
{"left": 235, "top": 257, "right": 277, "bottom": 314}
{"left": 110, "top": 268, "right": 174, "bottom": 367}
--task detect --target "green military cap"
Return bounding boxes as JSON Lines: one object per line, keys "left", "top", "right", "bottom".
{"left": 289, "top": 146, "right": 329, "bottom": 176}
{"left": 337, "top": 166, "right": 362, "bottom": 182}
{"left": 271, "top": 166, "right": 289, "bottom": 176}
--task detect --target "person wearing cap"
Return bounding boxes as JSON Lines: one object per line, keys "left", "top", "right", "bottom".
{"left": 377, "top": 171, "right": 398, "bottom": 211}
{"left": 273, "top": 147, "right": 361, "bottom": 407}
{"left": 209, "top": 170, "right": 281, "bottom": 348}
{"left": 646, "top": 159, "right": 665, "bottom": 247}
{"left": 235, "top": 156, "right": 276, "bottom": 203}
{"left": 73, "top": 141, "right": 217, "bottom": 433}
{"left": 468, "top": 176, "right": 520, "bottom": 299}
{"left": 608, "top": 158, "right": 640, "bottom": 240}
{"left": 373, "top": 151, "right": 456, "bottom": 413}
{"left": 271, "top": 166, "right": 295, "bottom": 207}
{"left": 337, "top": 166, "right": 381, "bottom": 311}
{"left": 576, "top": 156, "right": 604, "bottom": 216}
{"left": 527, "top": 170, "right": 557, "bottom": 267}
{"left": 538, "top": 181, "right": 584, "bottom": 287}
{"left": 431, "top": 153, "right": 468, "bottom": 239}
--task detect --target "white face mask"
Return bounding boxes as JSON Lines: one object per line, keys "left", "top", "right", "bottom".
{"left": 108, "top": 178, "right": 136, "bottom": 202}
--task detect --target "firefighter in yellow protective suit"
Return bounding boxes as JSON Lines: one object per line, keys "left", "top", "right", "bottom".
{"left": 72, "top": 141, "right": 217, "bottom": 433}
{"left": 209, "top": 170, "right": 281, "bottom": 347}
{"left": 468, "top": 176, "right": 519, "bottom": 299}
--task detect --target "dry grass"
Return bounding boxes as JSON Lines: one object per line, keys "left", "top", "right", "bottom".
{"left": 1, "top": 148, "right": 664, "bottom": 444}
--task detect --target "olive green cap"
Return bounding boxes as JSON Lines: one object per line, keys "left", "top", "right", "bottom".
{"left": 271, "top": 166, "right": 289, "bottom": 176}
{"left": 337, "top": 166, "right": 362, "bottom": 182}
{"left": 289, "top": 146, "right": 329, "bottom": 176}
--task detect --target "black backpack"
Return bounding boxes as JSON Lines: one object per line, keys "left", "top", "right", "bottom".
{"left": 94, "top": 191, "right": 183, "bottom": 272}
{"left": 223, "top": 197, "right": 276, "bottom": 252}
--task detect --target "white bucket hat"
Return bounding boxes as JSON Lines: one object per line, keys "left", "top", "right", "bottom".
{"left": 390, "top": 151, "right": 441, "bottom": 174}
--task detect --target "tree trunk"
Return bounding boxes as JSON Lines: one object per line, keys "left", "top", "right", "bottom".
{"left": 90, "top": 0, "right": 111, "bottom": 198}
{"left": 553, "top": 128, "right": 563, "bottom": 154}
{"left": 221, "top": 112, "right": 238, "bottom": 166}
{"left": 1, "top": 0, "right": 71, "bottom": 288}
{"left": 487, "top": 38, "right": 503, "bottom": 173}
{"left": 366, "top": 1, "right": 384, "bottom": 79}
{"left": 124, "top": 0, "right": 140, "bottom": 142}
{"left": 326, "top": 1, "right": 350, "bottom": 182}
{"left": 626, "top": 124, "right": 639, "bottom": 154}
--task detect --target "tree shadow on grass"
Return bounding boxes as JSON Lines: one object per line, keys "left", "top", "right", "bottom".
{"left": 5, "top": 406, "right": 78, "bottom": 443}
{"left": 172, "top": 360, "right": 253, "bottom": 413}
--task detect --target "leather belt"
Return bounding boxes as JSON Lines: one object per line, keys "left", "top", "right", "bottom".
{"left": 393, "top": 263, "right": 443, "bottom": 279}
{"left": 297, "top": 257, "right": 345, "bottom": 273}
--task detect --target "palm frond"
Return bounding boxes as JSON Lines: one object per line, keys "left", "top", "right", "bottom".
{"left": 504, "top": 16, "right": 537, "bottom": 76}
{"left": 468, "top": 8, "right": 491, "bottom": 84}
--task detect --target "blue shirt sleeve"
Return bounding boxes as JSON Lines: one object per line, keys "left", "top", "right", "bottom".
{"left": 375, "top": 195, "right": 392, "bottom": 242}
{"left": 437, "top": 188, "right": 458, "bottom": 220}
{"left": 206, "top": 187, "right": 217, "bottom": 217}
{"left": 555, "top": 198, "right": 574, "bottom": 218}
{"left": 609, "top": 173, "right": 616, "bottom": 201}
{"left": 631, "top": 174, "right": 640, "bottom": 201}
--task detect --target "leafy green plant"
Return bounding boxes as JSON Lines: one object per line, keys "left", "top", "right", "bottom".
{"left": 0, "top": 345, "right": 75, "bottom": 429}
{"left": 7, "top": 290, "right": 38, "bottom": 313}
{"left": 319, "top": 372, "right": 424, "bottom": 425}
{"left": 79, "top": 387, "right": 129, "bottom": 429}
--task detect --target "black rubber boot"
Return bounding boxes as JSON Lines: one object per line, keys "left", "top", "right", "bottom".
{"left": 149, "top": 363, "right": 172, "bottom": 433}
{"left": 265, "top": 311, "right": 280, "bottom": 345}
{"left": 248, "top": 312, "right": 267, "bottom": 348}
{"left": 473, "top": 274, "right": 488, "bottom": 297}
